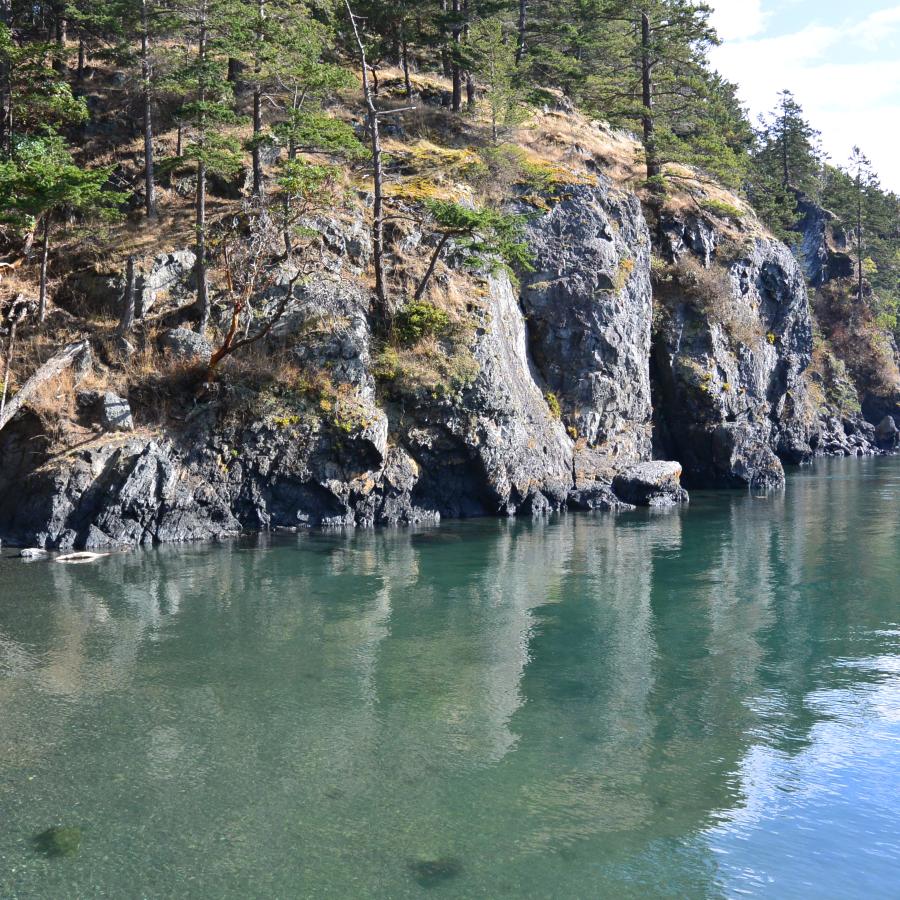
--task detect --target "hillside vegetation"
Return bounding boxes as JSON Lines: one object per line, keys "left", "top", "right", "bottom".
{"left": 0, "top": 1, "right": 897, "bottom": 537}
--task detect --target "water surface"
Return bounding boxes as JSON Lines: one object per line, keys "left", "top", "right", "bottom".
{"left": 1, "top": 458, "right": 898, "bottom": 898}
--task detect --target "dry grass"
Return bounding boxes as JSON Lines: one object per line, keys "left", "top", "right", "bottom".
{"left": 661, "top": 256, "right": 764, "bottom": 347}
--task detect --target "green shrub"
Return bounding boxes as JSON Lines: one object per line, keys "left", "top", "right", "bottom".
{"left": 545, "top": 391, "right": 562, "bottom": 419}
{"left": 393, "top": 302, "right": 452, "bottom": 345}
{"left": 701, "top": 198, "right": 744, "bottom": 222}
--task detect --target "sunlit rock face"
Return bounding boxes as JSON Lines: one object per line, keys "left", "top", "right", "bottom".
{"left": 652, "top": 218, "right": 817, "bottom": 489}
{"left": 522, "top": 181, "right": 654, "bottom": 464}
{"left": 0, "top": 178, "right": 885, "bottom": 549}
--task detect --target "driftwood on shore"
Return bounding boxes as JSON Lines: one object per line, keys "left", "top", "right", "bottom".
{"left": 0, "top": 339, "right": 90, "bottom": 434}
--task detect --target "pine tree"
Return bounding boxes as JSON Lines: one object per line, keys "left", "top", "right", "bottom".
{"left": 0, "top": 24, "right": 87, "bottom": 156}
{"left": 165, "top": 0, "right": 244, "bottom": 330}
{"left": 824, "top": 148, "right": 898, "bottom": 317}
{"left": 755, "top": 90, "right": 822, "bottom": 193}
{"left": 0, "top": 133, "right": 128, "bottom": 321}
{"left": 465, "top": 16, "right": 527, "bottom": 143}
{"left": 574, "top": 1, "right": 720, "bottom": 186}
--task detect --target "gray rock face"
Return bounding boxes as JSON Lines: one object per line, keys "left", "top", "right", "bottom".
{"left": 875, "top": 415, "right": 899, "bottom": 450}
{"left": 522, "top": 180, "right": 653, "bottom": 463}
{"left": 391, "top": 273, "right": 574, "bottom": 519}
{"left": 2, "top": 178, "right": 890, "bottom": 551}
{"left": 74, "top": 390, "right": 134, "bottom": 432}
{"left": 612, "top": 461, "right": 689, "bottom": 507}
{"left": 161, "top": 328, "right": 213, "bottom": 365}
{"left": 795, "top": 196, "right": 853, "bottom": 287}
{"left": 136, "top": 251, "right": 197, "bottom": 317}
{"left": 58, "top": 251, "right": 197, "bottom": 319}
{"left": 99, "top": 392, "right": 134, "bottom": 432}
{"left": 653, "top": 227, "right": 814, "bottom": 488}
{"left": 4, "top": 439, "right": 240, "bottom": 550}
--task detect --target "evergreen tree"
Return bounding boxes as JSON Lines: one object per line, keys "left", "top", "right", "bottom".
{"left": 0, "top": 24, "right": 87, "bottom": 156}
{"left": 823, "top": 149, "right": 900, "bottom": 324}
{"left": 165, "top": 0, "right": 244, "bottom": 330}
{"left": 465, "top": 16, "right": 527, "bottom": 143}
{"left": 754, "top": 90, "right": 822, "bottom": 193}
{"left": 0, "top": 133, "right": 127, "bottom": 320}
{"left": 577, "top": 1, "right": 720, "bottom": 185}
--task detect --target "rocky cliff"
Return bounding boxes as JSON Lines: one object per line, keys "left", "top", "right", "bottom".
{"left": 0, "top": 119, "right": 894, "bottom": 551}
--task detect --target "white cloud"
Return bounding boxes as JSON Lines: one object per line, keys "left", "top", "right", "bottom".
{"left": 851, "top": 6, "right": 900, "bottom": 45}
{"left": 708, "top": 0, "right": 769, "bottom": 42}
{"left": 708, "top": 3, "right": 900, "bottom": 191}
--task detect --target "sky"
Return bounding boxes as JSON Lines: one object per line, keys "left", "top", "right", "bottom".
{"left": 707, "top": 1, "right": 900, "bottom": 192}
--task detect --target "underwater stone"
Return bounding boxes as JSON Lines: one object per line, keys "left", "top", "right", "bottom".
{"left": 408, "top": 856, "right": 463, "bottom": 888}
{"left": 33, "top": 826, "right": 82, "bottom": 858}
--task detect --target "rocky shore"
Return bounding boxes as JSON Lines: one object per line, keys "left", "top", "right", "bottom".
{"left": 1, "top": 171, "right": 896, "bottom": 552}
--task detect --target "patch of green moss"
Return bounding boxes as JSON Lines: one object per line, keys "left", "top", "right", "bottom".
{"left": 701, "top": 198, "right": 744, "bottom": 222}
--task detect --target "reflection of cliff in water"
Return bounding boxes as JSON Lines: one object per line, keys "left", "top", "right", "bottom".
{"left": 0, "top": 457, "right": 897, "bottom": 896}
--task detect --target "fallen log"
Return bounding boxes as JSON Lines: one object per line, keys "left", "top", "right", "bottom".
{"left": 0, "top": 339, "right": 90, "bottom": 434}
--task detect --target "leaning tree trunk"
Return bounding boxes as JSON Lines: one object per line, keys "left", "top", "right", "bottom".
{"left": 0, "top": 297, "right": 26, "bottom": 423}
{"left": 0, "top": 340, "right": 89, "bottom": 435}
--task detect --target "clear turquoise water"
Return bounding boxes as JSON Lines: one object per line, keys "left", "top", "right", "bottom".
{"left": 0, "top": 457, "right": 898, "bottom": 899}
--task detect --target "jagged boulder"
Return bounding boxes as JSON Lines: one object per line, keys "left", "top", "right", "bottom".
{"left": 161, "top": 327, "right": 212, "bottom": 365}
{"left": 99, "top": 392, "right": 134, "bottom": 432}
{"left": 795, "top": 196, "right": 854, "bottom": 286}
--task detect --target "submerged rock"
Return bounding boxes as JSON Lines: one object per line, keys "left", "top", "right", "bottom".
{"left": 33, "top": 826, "right": 82, "bottom": 858}
{"left": 612, "top": 461, "right": 689, "bottom": 507}
{"left": 56, "top": 551, "right": 110, "bottom": 563}
{"left": 875, "top": 415, "right": 899, "bottom": 450}
{"left": 408, "top": 856, "right": 463, "bottom": 888}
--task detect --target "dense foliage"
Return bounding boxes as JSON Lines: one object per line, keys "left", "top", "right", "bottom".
{"left": 0, "top": 0, "right": 896, "bottom": 347}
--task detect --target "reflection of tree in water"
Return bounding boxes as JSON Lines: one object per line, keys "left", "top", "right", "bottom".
{"left": 0, "top": 458, "right": 897, "bottom": 897}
